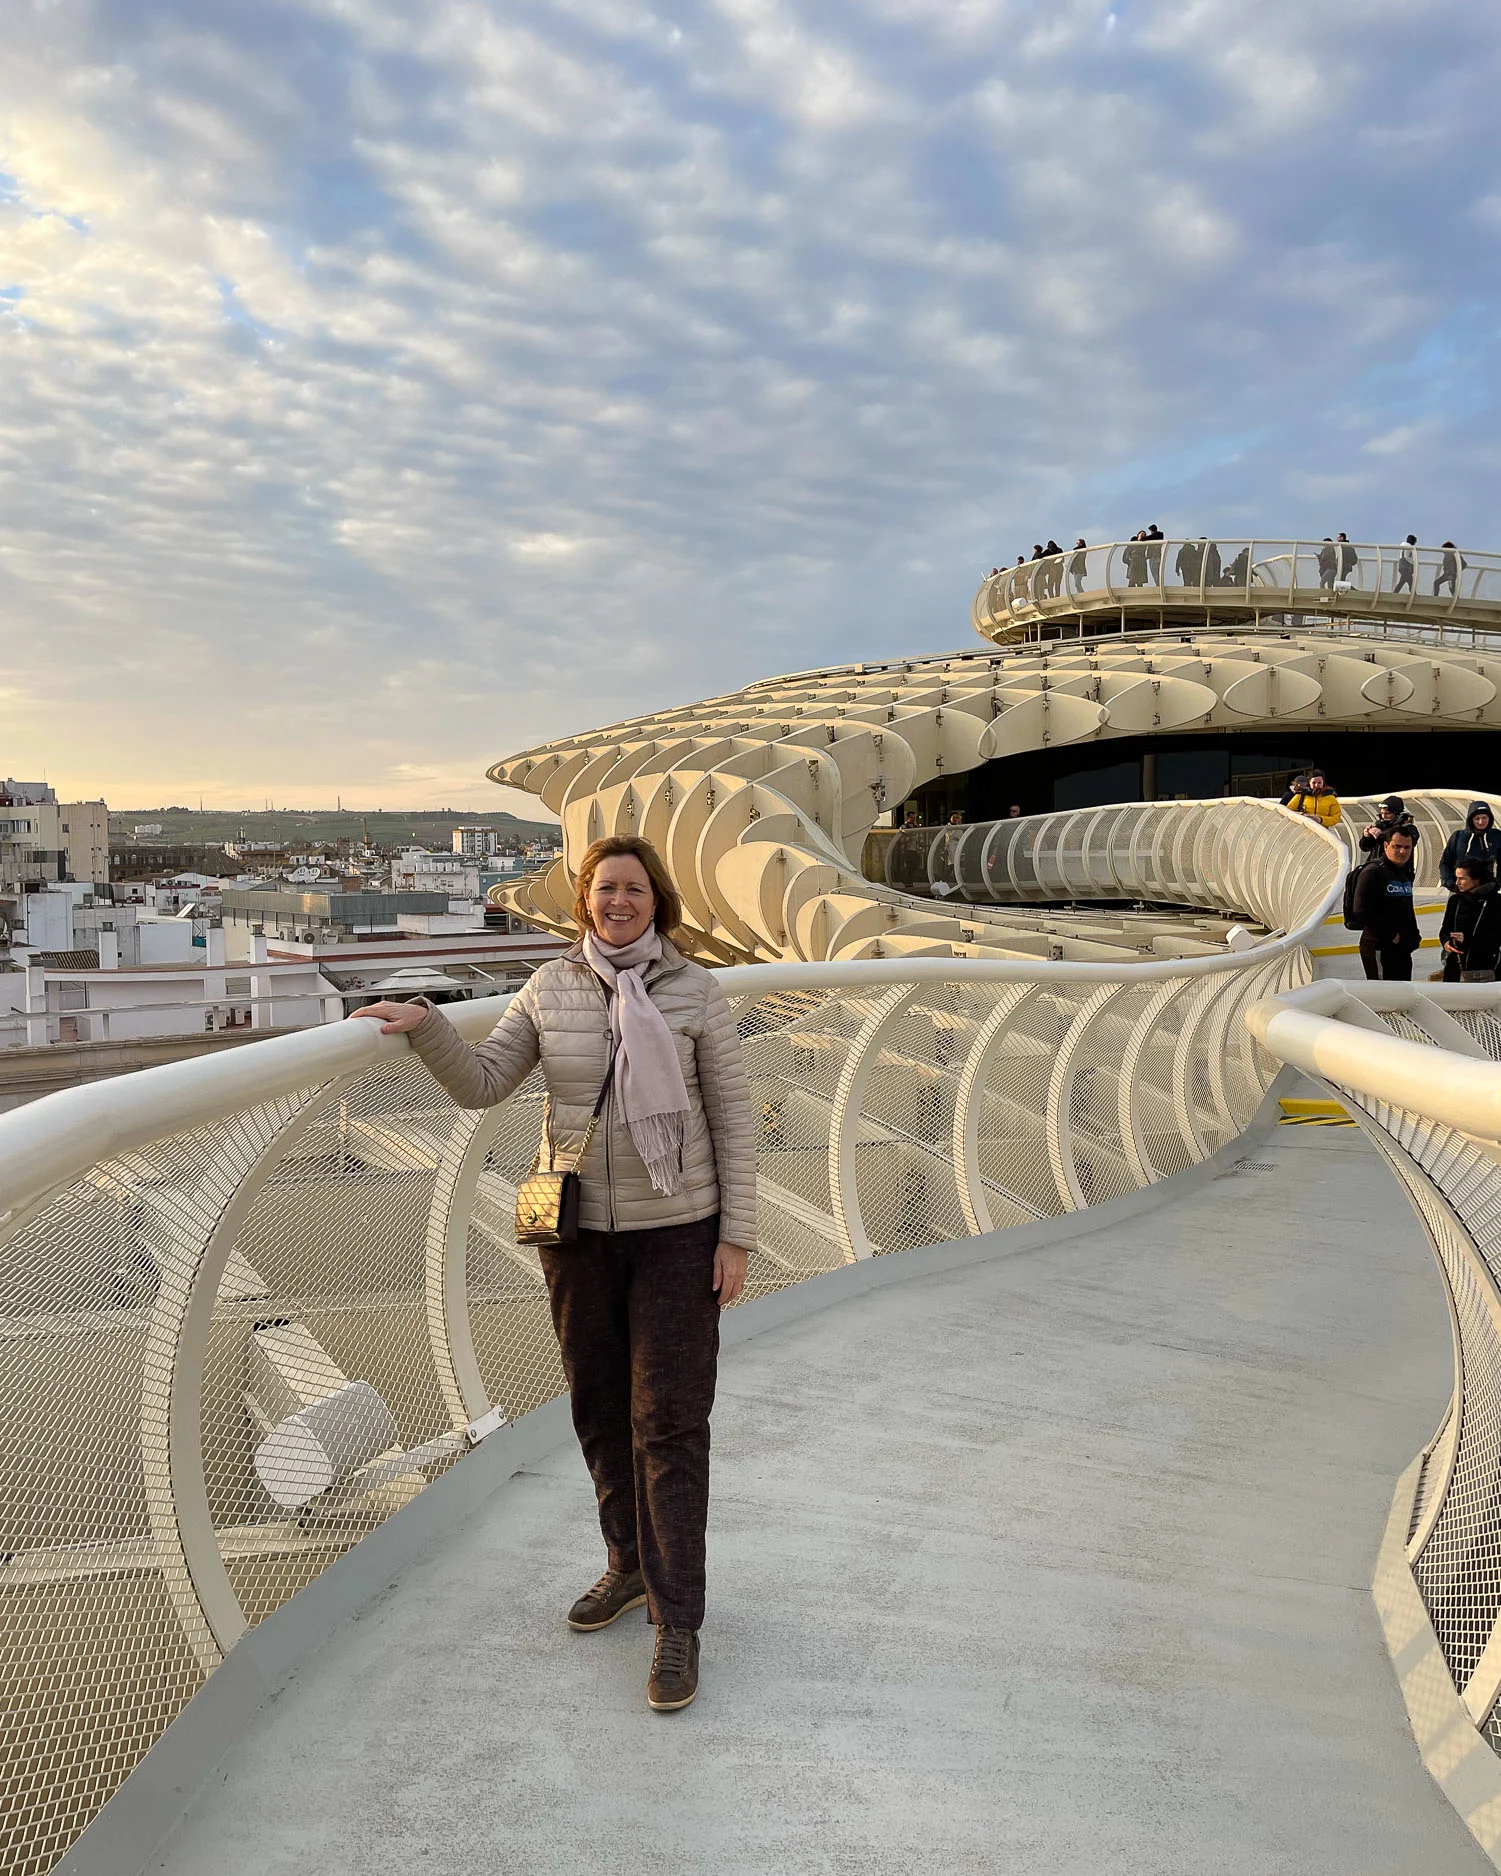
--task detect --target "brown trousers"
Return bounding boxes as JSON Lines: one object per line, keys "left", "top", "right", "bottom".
{"left": 539, "top": 1215, "right": 720, "bottom": 1630}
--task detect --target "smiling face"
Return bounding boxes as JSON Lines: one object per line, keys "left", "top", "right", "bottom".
{"left": 588, "top": 852, "right": 657, "bottom": 947}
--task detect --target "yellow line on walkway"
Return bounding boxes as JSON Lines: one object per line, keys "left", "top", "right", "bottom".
{"left": 1312, "top": 937, "right": 1441, "bottom": 958}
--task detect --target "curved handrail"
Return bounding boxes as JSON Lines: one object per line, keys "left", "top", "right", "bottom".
{"left": 0, "top": 801, "right": 1347, "bottom": 1229}
{"left": 972, "top": 536, "right": 1501, "bottom": 644}
{"left": 1248, "top": 981, "right": 1501, "bottom": 1141}
{"left": 0, "top": 993, "right": 513, "bottom": 1231}
{"left": 1250, "top": 978, "right": 1501, "bottom": 1865}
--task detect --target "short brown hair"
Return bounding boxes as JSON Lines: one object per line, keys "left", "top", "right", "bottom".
{"left": 572, "top": 835, "right": 682, "bottom": 938}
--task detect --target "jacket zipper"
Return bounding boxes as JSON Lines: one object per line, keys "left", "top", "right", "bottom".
{"left": 596, "top": 977, "right": 618, "bottom": 1232}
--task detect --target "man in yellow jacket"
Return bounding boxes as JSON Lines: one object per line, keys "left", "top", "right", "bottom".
{"left": 1285, "top": 769, "right": 1341, "bottom": 828}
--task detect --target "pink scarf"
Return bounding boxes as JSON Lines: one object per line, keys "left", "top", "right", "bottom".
{"left": 582, "top": 928, "right": 690, "bottom": 1195}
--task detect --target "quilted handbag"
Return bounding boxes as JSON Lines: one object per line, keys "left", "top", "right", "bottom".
{"left": 514, "top": 1050, "right": 616, "bottom": 1248}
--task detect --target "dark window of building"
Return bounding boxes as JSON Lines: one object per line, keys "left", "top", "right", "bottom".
{"left": 1053, "top": 761, "right": 1139, "bottom": 811}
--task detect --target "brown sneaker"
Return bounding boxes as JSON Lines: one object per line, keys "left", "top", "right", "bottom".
{"left": 567, "top": 1568, "right": 646, "bottom": 1631}
{"left": 647, "top": 1625, "right": 700, "bottom": 1711}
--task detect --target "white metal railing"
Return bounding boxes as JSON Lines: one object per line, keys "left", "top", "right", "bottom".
{"left": 972, "top": 537, "right": 1501, "bottom": 642}
{"left": 889, "top": 792, "right": 1478, "bottom": 907}
{"left": 0, "top": 800, "right": 1350, "bottom": 1873}
{"left": 1249, "top": 981, "right": 1501, "bottom": 1867}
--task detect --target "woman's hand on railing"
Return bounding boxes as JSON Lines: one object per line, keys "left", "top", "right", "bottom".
{"left": 714, "top": 1242, "right": 748, "bottom": 1307}
{"left": 349, "top": 1000, "right": 431, "bottom": 1036}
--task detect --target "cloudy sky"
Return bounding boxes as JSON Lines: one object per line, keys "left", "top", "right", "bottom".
{"left": 2, "top": 0, "right": 1499, "bottom": 813}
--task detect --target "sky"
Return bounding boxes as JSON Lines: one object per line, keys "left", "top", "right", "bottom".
{"left": 2, "top": 0, "right": 1499, "bottom": 815}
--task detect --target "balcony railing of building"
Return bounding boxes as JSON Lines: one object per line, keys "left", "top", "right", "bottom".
{"left": 0, "top": 798, "right": 1348, "bottom": 1874}
{"left": 972, "top": 538, "right": 1501, "bottom": 645}
{"left": 1251, "top": 982, "right": 1501, "bottom": 1870}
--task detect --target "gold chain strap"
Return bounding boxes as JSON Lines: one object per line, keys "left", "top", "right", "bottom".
{"left": 533, "top": 1048, "right": 615, "bottom": 1177}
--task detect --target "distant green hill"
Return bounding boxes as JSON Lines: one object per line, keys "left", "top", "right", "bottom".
{"left": 108, "top": 807, "right": 560, "bottom": 848}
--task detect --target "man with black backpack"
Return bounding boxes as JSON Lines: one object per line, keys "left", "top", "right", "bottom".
{"left": 1348, "top": 825, "right": 1421, "bottom": 980}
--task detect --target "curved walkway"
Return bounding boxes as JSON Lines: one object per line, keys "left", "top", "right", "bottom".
{"left": 971, "top": 535, "right": 1501, "bottom": 642}
{"left": 149, "top": 1123, "right": 1486, "bottom": 1876}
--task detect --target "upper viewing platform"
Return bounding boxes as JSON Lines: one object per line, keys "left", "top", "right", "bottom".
{"left": 973, "top": 537, "right": 1501, "bottom": 646}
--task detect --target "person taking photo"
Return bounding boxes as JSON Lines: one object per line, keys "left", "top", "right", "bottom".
{"left": 1284, "top": 770, "right": 1341, "bottom": 829}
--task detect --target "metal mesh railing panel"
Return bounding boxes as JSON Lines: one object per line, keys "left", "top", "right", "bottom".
{"left": 1405, "top": 1195, "right": 1501, "bottom": 1687}
{"left": 0, "top": 1090, "right": 320, "bottom": 1875}
{"left": 462, "top": 1068, "right": 563, "bottom": 1423}
{"left": 1448, "top": 1009, "right": 1501, "bottom": 1059}
{"left": 850, "top": 992, "right": 975, "bottom": 1254}
{"left": 970, "top": 989, "right": 1072, "bottom": 1221}
{"left": 1409, "top": 1401, "right": 1456, "bottom": 1544}
{"left": 1126, "top": 981, "right": 1197, "bottom": 1181}
{"left": 202, "top": 1059, "right": 472, "bottom": 1632}
{"left": 1064, "top": 984, "right": 1162, "bottom": 1207}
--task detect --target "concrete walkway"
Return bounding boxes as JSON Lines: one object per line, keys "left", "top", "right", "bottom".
{"left": 151, "top": 1123, "right": 1488, "bottom": 1876}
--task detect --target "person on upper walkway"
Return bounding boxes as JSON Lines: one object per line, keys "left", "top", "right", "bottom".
{"left": 1435, "top": 541, "right": 1466, "bottom": 597}
{"left": 1124, "top": 532, "right": 1148, "bottom": 587}
{"left": 1284, "top": 770, "right": 1341, "bottom": 828}
{"left": 1279, "top": 773, "right": 1308, "bottom": 808}
{"left": 1438, "top": 801, "right": 1501, "bottom": 890}
{"left": 1440, "top": 859, "right": 1501, "bottom": 983}
{"left": 350, "top": 833, "right": 755, "bottom": 1716}
{"left": 1359, "top": 795, "right": 1420, "bottom": 857}
{"left": 1144, "top": 523, "right": 1163, "bottom": 583}
{"left": 1175, "top": 538, "right": 1203, "bottom": 585}
{"left": 1068, "top": 539, "right": 1088, "bottom": 592}
{"left": 1317, "top": 539, "right": 1337, "bottom": 589}
{"left": 1394, "top": 534, "right": 1417, "bottom": 594}
{"left": 1336, "top": 533, "right": 1359, "bottom": 585}
{"left": 1042, "top": 539, "right": 1063, "bottom": 597}
{"left": 1353, "top": 825, "right": 1420, "bottom": 981}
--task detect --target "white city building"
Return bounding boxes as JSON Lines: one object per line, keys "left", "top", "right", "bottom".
{"left": 452, "top": 824, "right": 500, "bottom": 857}
{"left": 391, "top": 849, "right": 482, "bottom": 899}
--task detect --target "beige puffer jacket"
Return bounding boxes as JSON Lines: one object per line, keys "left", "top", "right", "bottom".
{"left": 407, "top": 936, "right": 757, "bottom": 1249}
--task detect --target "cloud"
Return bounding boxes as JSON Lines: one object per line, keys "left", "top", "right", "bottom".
{"left": 0, "top": 0, "right": 1498, "bottom": 810}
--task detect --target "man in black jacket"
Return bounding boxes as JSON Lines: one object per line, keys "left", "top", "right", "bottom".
{"left": 1440, "top": 860, "right": 1501, "bottom": 982}
{"left": 1439, "top": 802, "right": 1501, "bottom": 891}
{"left": 1359, "top": 795, "right": 1420, "bottom": 856}
{"left": 1352, "top": 826, "right": 1421, "bottom": 980}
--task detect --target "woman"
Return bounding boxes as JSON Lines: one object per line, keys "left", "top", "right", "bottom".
{"left": 353, "top": 834, "right": 755, "bottom": 1713}
{"left": 1440, "top": 859, "right": 1500, "bottom": 982}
